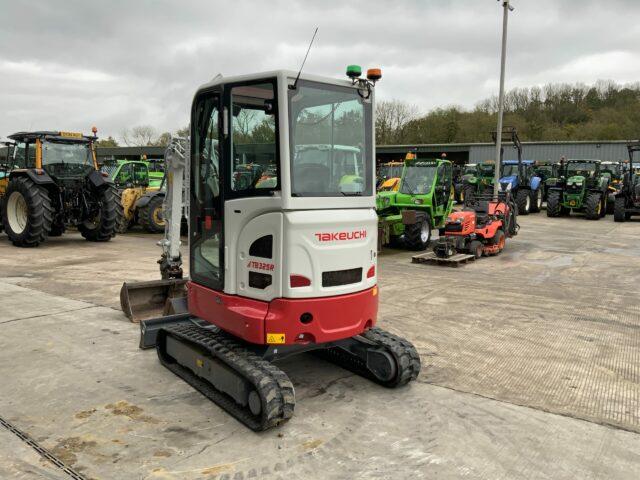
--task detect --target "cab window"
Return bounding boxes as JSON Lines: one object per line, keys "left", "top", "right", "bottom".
{"left": 230, "top": 82, "right": 279, "bottom": 193}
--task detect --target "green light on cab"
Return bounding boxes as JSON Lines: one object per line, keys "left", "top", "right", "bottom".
{"left": 346, "top": 65, "right": 362, "bottom": 79}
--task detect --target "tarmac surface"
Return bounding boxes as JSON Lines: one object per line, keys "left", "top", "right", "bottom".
{"left": 1, "top": 213, "right": 640, "bottom": 479}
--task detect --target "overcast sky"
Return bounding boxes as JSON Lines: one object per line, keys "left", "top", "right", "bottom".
{"left": 1, "top": 0, "right": 639, "bottom": 142}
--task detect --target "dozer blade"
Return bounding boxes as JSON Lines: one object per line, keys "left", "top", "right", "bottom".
{"left": 120, "top": 278, "right": 188, "bottom": 323}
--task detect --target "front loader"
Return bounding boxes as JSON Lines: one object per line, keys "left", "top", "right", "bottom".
{"left": 491, "top": 127, "right": 543, "bottom": 215}
{"left": 102, "top": 159, "right": 161, "bottom": 233}
{"left": 377, "top": 156, "right": 454, "bottom": 250}
{"left": 120, "top": 67, "right": 420, "bottom": 431}
{"left": 0, "top": 130, "right": 122, "bottom": 247}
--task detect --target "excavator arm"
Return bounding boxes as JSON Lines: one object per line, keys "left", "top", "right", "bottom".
{"left": 120, "top": 137, "right": 189, "bottom": 322}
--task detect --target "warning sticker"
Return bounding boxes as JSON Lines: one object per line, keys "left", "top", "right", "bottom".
{"left": 266, "top": 333, "right": 286, "bottom": 344}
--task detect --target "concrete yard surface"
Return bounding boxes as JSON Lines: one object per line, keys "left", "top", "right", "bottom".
{"left": 1, "top": 216, "right": 640, "bottom": 479}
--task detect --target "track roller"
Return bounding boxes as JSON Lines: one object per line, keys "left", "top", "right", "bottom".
{"left": 315, "top": 327, "right": 421, "bottom": 388}
{"left": 157, "top": 324, "right": 294, "bottom": 431}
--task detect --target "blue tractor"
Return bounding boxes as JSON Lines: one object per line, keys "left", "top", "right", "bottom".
{"left": 499, "top": 160, "right": 543, "bottom": 215}
{"left": 492, "top": 127, "right": 543, "bottom": 215}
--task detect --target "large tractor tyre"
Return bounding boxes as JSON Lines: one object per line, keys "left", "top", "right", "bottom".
{"left": 515, "top": 189, "right": 531, "bottom": 215}
{"left": 546, "top": 191, "right": 562, "bottom": 217}
{"left": 529, "top": 188, "right": 542, "bottom": 213}
{"left": 584, "top": 193, "right": 603, "bottom": 220}
{"left": 79, "top": 185, "right": 121, "bottom": 241}
{"left": 139, "top": 195, "right": 166, "bottom": 233}
{"left": 468, "top": 240, "right": 483, "bottom": 259}
{"left": 462, "top": 184, "right": 475, "bottom": 206}
{"left": 404, "top": 215, "right": 432, "bottom": 251}
{"left": 600, "top": 195, "right": 607, "bottom": 218}
{"left": 613, "top": 196, "right": 627, "bottom": 222}
{"left": 1, "top": 177, "right": 53, "bottom": 247}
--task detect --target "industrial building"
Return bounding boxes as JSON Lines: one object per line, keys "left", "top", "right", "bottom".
{"left": 376, "top": 140, "right": 630, "bottom": 166}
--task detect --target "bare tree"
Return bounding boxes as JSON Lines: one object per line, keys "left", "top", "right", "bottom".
{"left": 375, "top": 100, "right": 419, "bottom": 145}
{"left": 122, "top": 125, "right": 159, "bottom": 146}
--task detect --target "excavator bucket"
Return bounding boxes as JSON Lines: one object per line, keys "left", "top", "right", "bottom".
{"left": 120, "top": 279, "right": 188, "bottom": 323}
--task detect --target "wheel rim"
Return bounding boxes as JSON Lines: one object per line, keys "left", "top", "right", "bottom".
{"left": 525, "top": 194, "right": 531, "bottom": 212}
{"left": 7, "top": 191, "right": 28, "bottom": 234}
{"left": 537, "top": 191, "right": 542, "bottom": 208}
{"left": 596, "top": 201, "right": 601, "bottom": 215}
{"left": 499, "top": 235, "right": 506, "bottom": 249}
{"left": 152, "top": 206, "right": 165, "bottom": 226}
{"left": 420, "top": 221, "right": 429, "bottom": 243}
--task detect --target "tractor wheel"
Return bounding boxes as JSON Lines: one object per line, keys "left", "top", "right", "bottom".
{"left": 462, "top": 184, "right": 475, "bottom": 206}
{"left": 529, "top": 188, "right": 542, "bottom": 213}
{"left": 516, "top": 189, "right": 531, "bottom": 215}
{"left": 546, "top": 191, "right": 562, "bottom": 217}
{"left": 613, "top": 196, "right": 626, "bottom": 222}
{"left": 139, "top": 195, "right": 165, "bottom": 233}
{"left": 404, "top": 215, "right": 431, "bottom": 251}
{"left": 48, "top": 220, "right": 66, "bottom": 237}
{"left": 584, "top": 193, "right": 602, "bottom": 220}
{"left": 79, "top": 185, "right": 121, "bottom": 241}
{"left": 1, "top": 177, "right": 53, "bottom": 247}
{"left": 491, "top": 229, "right": 506, "bottom": 254}
{"left": 468, "top": 240, "right": 483, "bottom": 259}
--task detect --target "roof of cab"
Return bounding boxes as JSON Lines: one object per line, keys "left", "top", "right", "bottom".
{"left": 8, "top": 131, "right": 94, "bottom": 143}
{"left": 502, "top": 159, "right": 535, "bottom": 165}
{"left": 195, "top": 70, "right": 357, "bottom": 95}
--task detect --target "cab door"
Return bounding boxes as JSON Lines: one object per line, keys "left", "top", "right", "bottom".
{"left": 190, "top": 91, "right": 225, "bottom": 291}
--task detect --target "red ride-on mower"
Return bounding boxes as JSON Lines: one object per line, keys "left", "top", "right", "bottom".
{"left": 433, "top": 193, "right": 518, "bottom": 259}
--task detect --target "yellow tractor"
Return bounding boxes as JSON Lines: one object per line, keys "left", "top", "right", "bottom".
{"left": 0, "top": 130, "right": 122, "bottom": 246}
{"left": 377, "top": 159, "right": 405, "bottom": 192}
{"left": 101, "top": 159, "right": 163, "bottom": 233}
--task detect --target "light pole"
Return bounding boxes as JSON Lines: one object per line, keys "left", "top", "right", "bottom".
{"left": 493, "top": 0, "right": 514, "bottom": 199}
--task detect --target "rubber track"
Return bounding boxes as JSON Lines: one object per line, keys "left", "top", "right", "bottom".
{"left": 317, "top": 327, "right": 421, "bottom": 388}
{"left": 157, "top": 324, "right": 295, "bottom": 431}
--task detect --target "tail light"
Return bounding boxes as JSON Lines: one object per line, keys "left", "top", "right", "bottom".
{"left": 367, "top": 265, "right": 375, "bottom": 278}
{"left": 290, "top": 275, "right": 311, "bottom": 288}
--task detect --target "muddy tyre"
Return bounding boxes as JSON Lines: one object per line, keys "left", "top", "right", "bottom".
{"left": 613, "top": 196, "right": 627, "bottom": 222}
{"left": 546, "top": 191, "right": 562, "bottom": 217}
{"left": 79, "top": 185, "right": 121, "bottom": 241}
{"left": 404, "top": 215, "right": 431, "bottom": 251}
{"left": 584, "top": 192, "right": 602, "bottom": 220}
{"left": 1, "top": 177, "right": 53, "bottom": 247}
{"left": 516, "top": 189, "right": 531, "bottom": 215}
{"left": 139, "top": 194, "right": 165, "bottom": 233}
{"left": 530, "top": 188, "right": 542, "bottom": 213}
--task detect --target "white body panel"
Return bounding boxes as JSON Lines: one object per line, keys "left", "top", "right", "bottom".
{"left": 281, "top": 208, "right": 378, "bottom": 298}
{"left": 188, "top": 69, "right": 379, "bottom": 302}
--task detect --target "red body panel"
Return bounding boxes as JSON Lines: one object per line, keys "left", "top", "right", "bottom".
{"left": 188, "top": 282, "right": 269, "bottom": 344}
{"left": 188, "top": 281, "right": 378, "bottom": 345}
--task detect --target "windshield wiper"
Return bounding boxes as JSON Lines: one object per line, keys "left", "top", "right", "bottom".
{"left": 341, "top": 191, "right": 363, "bottom": 196}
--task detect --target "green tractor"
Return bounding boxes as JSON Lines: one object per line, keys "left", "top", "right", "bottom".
{"left": 613, "top": 142, "right": 640, "bottom": 222}
{"left": 461, "top": 161, "right": 495, "bottom": 203}
{"left": 546, "top": 159, "right": 610, "bottom": 220}
{"left": 377, "top": 157, "right": 454, "bottom": 250}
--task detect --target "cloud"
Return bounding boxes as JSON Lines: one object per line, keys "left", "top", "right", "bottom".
{"left": 1, "top": 0, "right": 640, "bottom": 140}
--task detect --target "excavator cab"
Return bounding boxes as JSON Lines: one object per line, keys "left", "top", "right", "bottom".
{"left": 121, "top": 68, "right": 420, "bottom": 431}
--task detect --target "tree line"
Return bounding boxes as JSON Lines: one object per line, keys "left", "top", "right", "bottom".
{"left": 376, "top": 80, "right": 640, "bottom": 145}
